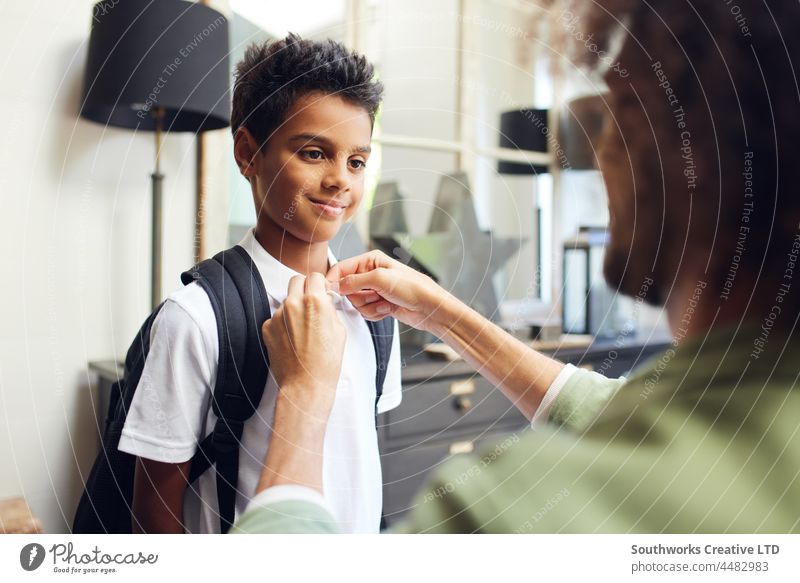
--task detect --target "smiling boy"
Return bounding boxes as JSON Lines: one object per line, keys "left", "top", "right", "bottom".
{"left": 117, "top": 34, "right": 401, "bottom": 533}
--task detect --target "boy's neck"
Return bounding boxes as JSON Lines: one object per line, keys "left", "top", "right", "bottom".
{"left": 254, "top": 221, "right": 330, "bottom": 275}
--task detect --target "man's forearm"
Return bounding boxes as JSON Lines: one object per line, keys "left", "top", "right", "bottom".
{"left": 256, "top": 387, "right": 328, "bottom": 495}
{"left": 428, "top": 293, "right": 564, "bottom": 420}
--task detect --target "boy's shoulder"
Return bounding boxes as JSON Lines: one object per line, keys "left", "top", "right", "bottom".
{"left": 156, "top": 281, "right": 217, "bottom": 340}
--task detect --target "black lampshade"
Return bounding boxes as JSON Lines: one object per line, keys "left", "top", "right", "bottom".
{"left": 560, "top": 94, "right": 609, "bottom": 170}
{"left": 81, "top": 0, "right": 230, "bottom": 132}
{"left": 497, "top": 108, "right": 549, "bottom": 175}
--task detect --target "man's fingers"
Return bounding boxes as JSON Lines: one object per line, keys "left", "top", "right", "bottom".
{"left": 305, "top": 272, "right": 327, "bottom": 296}
{"left": 338, "top": 270, "right": 388, "bottom": 295}
{"left": 287, "top": 274, "right": 306, "bottom": 298}
{"left": 325, "top": 250, "right": 390, "bottom": 286}
{"left": 325, "top": 255, "right": 368, "bottom": 284}
{"left": 347, "top": 290, "right": 381, "bottom": 308}
{"left": 358, "top": 300, "right": 393, "bottom": 321}
{"left": 324, "top": 262, "right": 345, "bottom": 289}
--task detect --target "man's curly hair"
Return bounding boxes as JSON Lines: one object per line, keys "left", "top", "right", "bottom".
{"left": 231, "top": 33, "right": 384, "bottom": 146}
{"left": 561, "top": 0, "right": 800, "bottom": 306}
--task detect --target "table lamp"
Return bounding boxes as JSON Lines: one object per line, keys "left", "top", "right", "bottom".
{"left": 497, "top": 108, "right": 549, "bottom": 175}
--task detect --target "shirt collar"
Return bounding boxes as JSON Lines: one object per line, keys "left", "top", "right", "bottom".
{"left": 237, "top": 228, "right": 352, "bottom": 311}
{"left": 625, "top": 319, "right": 800, "bottom": 392}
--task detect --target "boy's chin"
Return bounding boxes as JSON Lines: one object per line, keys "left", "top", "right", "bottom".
{"left": 289, "top": 222, "right": 342, "bottom": 244}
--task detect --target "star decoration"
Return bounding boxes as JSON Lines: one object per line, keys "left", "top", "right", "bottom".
{"left": 391, "top": 202, "right": 523, "bottom": 320}
{"left": 369, "top": 181, "right": 408, "bottom": 237}
{"left": 370, "top": 173, "right": 526, "bottom": 320}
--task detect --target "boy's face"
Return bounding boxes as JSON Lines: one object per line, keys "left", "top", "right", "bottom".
{"left": 237, "top": 92, "right": 373, "bottom": 244}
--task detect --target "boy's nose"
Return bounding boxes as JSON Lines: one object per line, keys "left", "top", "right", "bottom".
{"left": 321, "top": 159, "right": 350, "bottom": 192}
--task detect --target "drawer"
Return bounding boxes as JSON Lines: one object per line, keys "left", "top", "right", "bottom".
{"left": 380, "top": 433, "right": 517, "bottom": 527}
{"left": 381, "top": 440, "right": 455, "bottom": 524}
{"left": 385, "top": 374, "right": 526, "bottom": 441}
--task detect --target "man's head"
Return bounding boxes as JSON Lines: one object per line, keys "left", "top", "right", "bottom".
{"left": 231, "top": 34, "right": 383, "bottom": 243}
{"left": 567, "top": 1, "right": 800, "bottom": 310}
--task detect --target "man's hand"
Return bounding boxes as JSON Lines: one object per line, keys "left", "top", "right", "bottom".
{"left": 261, "top": 273, "right": 346, "bottom": 419}
{"left": 325, "top": 250, "right": 450, "bottom": 333}
{"left": 327, "top": 250, "right": 565, "bottom": 421}
{"left": 257, "top": 273, "right": 346, "bottom": 494}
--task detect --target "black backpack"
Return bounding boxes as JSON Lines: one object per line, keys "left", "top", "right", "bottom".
{"left": 72, "top": 245, "right": 394, "bottom": 534}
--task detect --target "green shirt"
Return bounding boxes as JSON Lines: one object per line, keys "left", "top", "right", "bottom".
{"left": 233, "top": 323, "right": 800, "bottom": 534}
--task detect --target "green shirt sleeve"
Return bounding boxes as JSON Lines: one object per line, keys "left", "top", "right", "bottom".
{"left": 548, "top": 367, "right": 626, "bottom": 432}
{"left": 390, "top": 368, "right": 628, "bottom": 533}
{"left": 231, "top": 500, "right": 340, "bottom": 534}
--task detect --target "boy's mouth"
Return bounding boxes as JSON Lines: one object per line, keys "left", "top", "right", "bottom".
{"left": 307, "top": 196, "right": 348, "bottom": 218}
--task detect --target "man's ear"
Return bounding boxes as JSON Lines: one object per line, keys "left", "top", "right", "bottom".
{"left": 233, "top": 127, "right": 261, "bottom": 180}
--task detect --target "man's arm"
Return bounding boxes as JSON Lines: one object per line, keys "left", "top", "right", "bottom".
{"left": 255, "top": 273, "right": 345, "bottom": 495}
{"left": 230, "top": 273, "right": 344, "bottom": 534}
{"left": 231, "top": 269, "right": 626, "bottom": 535}
{"left": 424, "top": 298, "right": 565, "bottom": 420}
{"left": 232, "top": 366, "right": 625, "bottom": 534}
{"left": 328, "top": 251, "right": 564, "bottom": 420}
{"left": 255, "top": 386, "right": 329, "bottom": 494}
{"left": 232, "top": 266, "right": 629, "bottom": 534}
{"left": 131, "top": 458, "right": 191, "bottom": 533}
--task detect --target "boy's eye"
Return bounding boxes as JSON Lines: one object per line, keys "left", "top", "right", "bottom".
{"left": 349, "top": 159, "right": 366, "bottom": 170}
{"left": 301, "top": 149, "right": 324, "bottom": 160}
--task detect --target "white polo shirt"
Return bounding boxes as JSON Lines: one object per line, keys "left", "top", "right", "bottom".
{"left": 118, "top": 229, "right": 402, "bottom": 533}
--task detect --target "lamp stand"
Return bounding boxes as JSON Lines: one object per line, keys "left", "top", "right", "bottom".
{"left": 151, "top": 107, "right": 165, "bottom": 310}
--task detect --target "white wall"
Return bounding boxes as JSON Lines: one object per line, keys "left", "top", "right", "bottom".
{"left": 0, "top": 0, "right": 228, "bottom": 533}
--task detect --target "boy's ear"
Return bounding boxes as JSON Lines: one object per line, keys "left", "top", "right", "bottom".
{"left": 233, "top": 126, "right": 261, "bottom": 180}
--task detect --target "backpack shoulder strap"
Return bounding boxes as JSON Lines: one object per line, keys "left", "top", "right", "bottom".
{"left": 366, "top": 316, "right": 395, "bottom": 412}
{"left": 181, "top": 245, "right": 271, "bottom": 533}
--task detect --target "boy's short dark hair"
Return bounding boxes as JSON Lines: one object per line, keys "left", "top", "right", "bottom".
{"left": 231, "top": 33, "right": 384, "bottom": 146}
